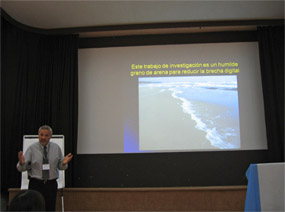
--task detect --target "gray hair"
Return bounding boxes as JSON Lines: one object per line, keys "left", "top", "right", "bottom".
{"left": 38, "top": 125, "right": 53, "bottom": 135}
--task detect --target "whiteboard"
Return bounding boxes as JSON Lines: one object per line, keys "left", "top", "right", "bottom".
{"left": 21, "top": 135, "right": 65, "bottom": 189}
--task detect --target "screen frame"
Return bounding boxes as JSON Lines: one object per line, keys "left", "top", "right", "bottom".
{"left": 75, "top": 30, "right": 269, "bottom": 187}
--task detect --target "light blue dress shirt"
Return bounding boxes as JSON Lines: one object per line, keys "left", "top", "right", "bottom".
{"left": 17, "top": 141, "right": 67, "bottom": 180}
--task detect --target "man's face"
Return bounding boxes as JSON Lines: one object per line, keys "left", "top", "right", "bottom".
{"left": 38, "top": 129, "right": 51, "bottom": 146}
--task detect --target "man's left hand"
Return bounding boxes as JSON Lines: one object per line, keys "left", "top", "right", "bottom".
{"left": 62, "top": 153, "right": 73, "bottom": 166}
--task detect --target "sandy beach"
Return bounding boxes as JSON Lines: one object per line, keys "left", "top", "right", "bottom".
{"left": 139, "top": 87, "right": 217, "bottom": 151}
{"left": 188, "top": 99, "right": 241, "bottom": 148}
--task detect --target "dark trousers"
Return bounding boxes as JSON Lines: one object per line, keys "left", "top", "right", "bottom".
{"left": 29, "top": 178, "right": 58, "bottom": 212}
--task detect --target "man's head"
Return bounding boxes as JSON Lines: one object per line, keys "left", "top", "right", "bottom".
{"left": 9, "top": 190, "right": 45, "bottom": 211}
{"left": 38, "top": 125, "right": 52, "bottom": 146}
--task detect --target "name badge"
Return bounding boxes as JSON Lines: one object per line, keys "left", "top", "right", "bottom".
{"left": 42, "top": 164, "right": 50, "bottom": 170}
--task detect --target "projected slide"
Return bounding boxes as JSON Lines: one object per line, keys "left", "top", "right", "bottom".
{"left": 78, "top": 42, "right": 268, "bottom": 154}
{"left": 139, "top": 76, "right": 240, "bottom": 151}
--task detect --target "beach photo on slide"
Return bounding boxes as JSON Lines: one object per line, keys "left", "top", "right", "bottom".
{"left": 139, "top": 75, "right": 241, "bottom": 151}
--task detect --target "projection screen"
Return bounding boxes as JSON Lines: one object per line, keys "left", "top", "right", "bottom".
{"left": 78, "top": 42, "right": 267, "bottom": 154}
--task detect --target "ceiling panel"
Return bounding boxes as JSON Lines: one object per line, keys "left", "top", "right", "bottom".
{"left": 1, "top": 1, "right": 284, "bottom": 29}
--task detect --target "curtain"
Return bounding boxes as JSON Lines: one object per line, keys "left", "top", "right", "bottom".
{"left": 1, "top": 17, "right": 78, "bottom": 193}
{"left": 257, "top": 26, "right": 284, "bottom": 162}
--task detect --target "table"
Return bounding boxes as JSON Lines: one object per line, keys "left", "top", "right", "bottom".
{"left": 245, "top": 162, "right": 285, "bottom": 211}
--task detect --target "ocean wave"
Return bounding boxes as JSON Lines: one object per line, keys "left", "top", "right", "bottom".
{"left": 170, "top": 87, "right": 239, "bottom": 149}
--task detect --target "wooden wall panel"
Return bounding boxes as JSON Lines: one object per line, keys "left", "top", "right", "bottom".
{"left": 9, "top": 186, "right": 247, "bottom": 211}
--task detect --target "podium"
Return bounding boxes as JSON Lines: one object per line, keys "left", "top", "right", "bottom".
{"left": 245, "top": 162, "right": 285, "bottom": 211}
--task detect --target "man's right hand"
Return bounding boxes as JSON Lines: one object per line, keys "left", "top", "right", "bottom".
{"left": 18, "top": 151, "right": 25, "bottom": 165}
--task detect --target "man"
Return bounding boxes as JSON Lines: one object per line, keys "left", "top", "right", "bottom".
{"left": 17, "top": 125, "right": 73, "bottom": 211}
